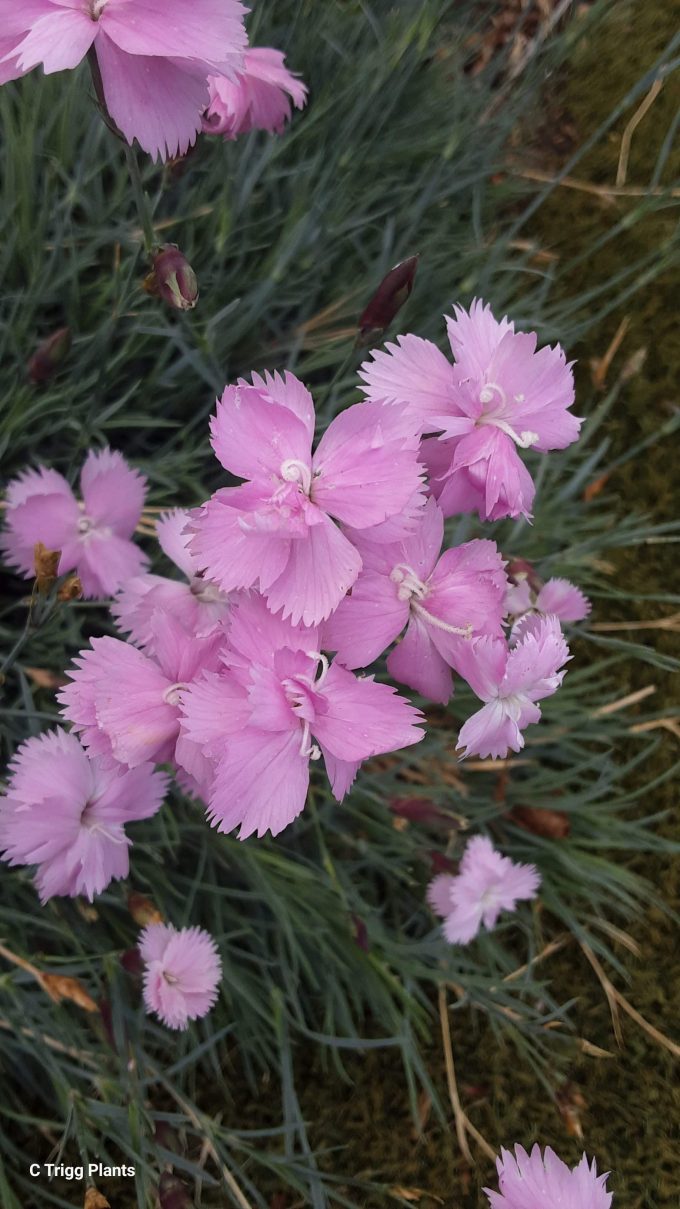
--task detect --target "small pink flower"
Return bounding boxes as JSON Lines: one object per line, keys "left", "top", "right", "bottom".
{"left": 484, "top": 1144, "right": 613, "bottom": 1209}
{"left": 324, "top": 498, "right": 507, "bottom": 703}
{"left": 0, "top": 729, "right": 167, "bottom": 902}
{"left": 428, "top": 835, "right": 540, "bottom": 944}
{"left": 0, "top": 0, "right": 248, "bottom": 162}
{"left": 2, "top": 450, "right": 148, "bottom": 598}
{"left": 140, "top": 923, "right": 221, "bottom": 1030}
{"left": 59, "top": 614, "right": 223, "bottom": 775}
{"left": 113, "top": 508, "right": 232, "bottom": 649}
{"left": 179, "top": 593, "right": 424, "bottom": 839}
{"left": 203, "top": 48, "right": 307, "bottom": 140}
{"left": 189, "top": 371, "right": 425, "bottom": 626}
{"left": 360, "top": 299, "right": 580, "bottom": 520}
{"left": 506, "top": 574, "right": 590, "bottom": 633}
{"left": 455, "top": 615, "right": 570, "bottom": 758}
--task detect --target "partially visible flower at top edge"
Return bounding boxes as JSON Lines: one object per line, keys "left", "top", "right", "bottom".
{"left": 428, "top": 834, "right": 540, "bottom": 945}
{"left": 139, "top": 922, "right": 222, "bottom": 1030}
{"left": 484, "top": 1143, "right": 613, "bottom": 1209}
{"left": 145, "top": 246, "right": 199, "bottom": 312}
{"left": 0, "top": 0, "right": 248, "bottom": 162}
{"left": 359, "top": 298, "right": 581, "bottom": 521}
{"left": 0, "top": 728, "right": 167, "bottom": 903}
{"left": 1, "top": 449, "right": 148, "bottom": 598}
{"left": 202, "top": 47, "right": 308, "bottom": 140}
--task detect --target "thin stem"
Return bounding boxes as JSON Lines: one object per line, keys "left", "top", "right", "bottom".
{"left": 123, "top": 143, "right": 157, "bottom": 255}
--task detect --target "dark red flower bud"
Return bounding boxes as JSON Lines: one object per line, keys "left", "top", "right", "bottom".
{"left": 505, "top": 558, "right": 542, "bottom": 595}
{"left": 390, "top": 797, "right": 452, "bottom": 827}
{"left": 158, "top": 1172, "right": 192, "bottom": 1209}
{"left": 351, "top": 914, "right": 369, "bottom": 953}
{"left": 27, "top": 327, "right": 71, "bottom": 385}
{"left": 510, "top": 804, "right": 571, "bottom": 840}
{"left": 146, "top": 245, "right": 198, "bottom": 312}
{"left": 429, "top": 851, "right": 457, "bottom": 875}
{"left": 357, "top": 255, "right": 419, "bottom": 345}
{"left": 120, "top": 947, "right": 144, "bottom": 977}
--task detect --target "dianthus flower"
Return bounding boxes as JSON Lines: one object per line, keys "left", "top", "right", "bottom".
{"left": 455, "top": 615, "right": 570, "bottom": 758}
{"left": 360, "top": 299, "right": 580, "bottom": 520}
{"left": 113, "top": 508, "right": 232, "bottom": 649}
{"left": 140, "top": 922, "right": 221, "bottom": 1030}
{"left": 59, "top": 614, "right": 223, "bottom": 782}
{"left": 0, "top": 0, "right": 247, "bottom": 162}
{"left": 2, "top": 450, "right": 147, "bottom": 598}
{"left": 428, "top": 835, "right": 540, "bottom": 944}
{"left": 179, "top": 593, "right": 424, "bottom": 838}
{"left": 484, "top": 1144, "right": 613, "bottom": 1209}
{"left": 0, "top": 729, "right": 167, "bottom": 902}
{"left": 203, "top": 48, "right": 307, "bottom": 140}
{"left": 189, "top": 371, "right": 425, "bottom": 626}
{"left": 506, "top": 574, "right": 591, "bottom": 633}
{"left": 324, "top": 498, "right": 507, "bottom": 703}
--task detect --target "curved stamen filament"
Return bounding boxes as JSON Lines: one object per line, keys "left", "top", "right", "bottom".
{"left": 280, "top": 459, "right": 312, "bottom": 494}
{"left": 412, "top": 602, "right": 473, "bottom": 639}
{"left": 491, "top": 419, "right": 539, "bottom": 449}
{"left": 163, "top": 681, "right": 189, "bottom": 706}
{"left": 390, "top": 563, "right": 428, "bottom": 603}
{"left": 479, "top": 381, "right": 507, "bottom": 409}
{"left": 299, "top": 720, "right": 321, "bottom": 760}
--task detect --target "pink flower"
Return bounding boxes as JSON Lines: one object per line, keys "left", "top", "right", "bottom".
{"left": 203, "top": 48, "right": 307, "bottom": 140}
{"left": 59, "top": 614, "right": 223, "bottom": 774}
{"left": 179, "top": 593, "right": 424, "bottom": 839}
{"left": 2, "top": 450, "right": 148, "bottom": 598}
{"left": 139, "top": 923, "right": 221, "bottom": 1030}
{"left": 0, "top": 728, "right": 167, "bottom": 902}
{"left": 324, "top": 499, "right": 507, "bottom": 704}
{"left": 0, "top": 0, "right": 247, "bottom": 162}
{"left": 189, "top": 371, "right": 425, "bottom": 626}
{"left": 507, "top": 574, "right": 591, "bottom": 642}
{"left": 428, "top": 835, "right": 540, "bottom": 944}
{"left": 455, "top": 616, "right": 570, "bottom": 758}
{"left": 113, "top": 508, "right": 232, "bottom": 649}
{"left": 360, "top": 300, "right": 580, "bottom": 520}
{"left": 484, "top": 1144, "right": 613, "bottom": 1209}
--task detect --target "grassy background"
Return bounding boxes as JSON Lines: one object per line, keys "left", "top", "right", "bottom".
{"left": 0, "top": 1, "right": 679, "bottom": 1205}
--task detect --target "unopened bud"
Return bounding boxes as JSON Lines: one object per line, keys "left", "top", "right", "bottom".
{"left": 357, "top": 254, "right": 419, "bottom": 345}
{"left": 120, "top": 947, "right": 144, "bottom": 977}
{"left": 146, "top": 245, "right": 198, "bottom": 311}
{"left": 158, "top": 1172, "right": 192, "bottom": 1209}
{"left": 128, "top": 891, "right": 164, "bottom": 926}
{"left": 28, "top": 327, "right": 72, "bottom": 385}
{"left": 34, "top": 542, "right": 61, "bottom": 594}
{"left": 505, "top": 557, "right": 542, "bottom": 595}
{"left": 57, "top": 575, "right": 83, "bottom": 602}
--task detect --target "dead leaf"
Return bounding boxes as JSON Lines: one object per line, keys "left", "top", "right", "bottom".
{"left": 39, "top": 973, "right": 98, "bottom": 1013}
{"left": 510, "top": 804, "right": 571, "bottom": 839}
{"left": 33, "top": 542, "right": 60, "bottom": 594}
{"left": 128, "top": 891, "right": 164, "bottom": 926}
{"left": 84, "top": 1190, "right": 111, "bottom": 1209}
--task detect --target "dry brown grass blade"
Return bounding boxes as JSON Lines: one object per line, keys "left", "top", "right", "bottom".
{"left": 502, "top": 934, "right": 570, "bottom": 983}
{"left": 590, "top": 612, "right": 680, "bottom": 633}
{"left": 590, "top": 316, "right": 630, "bottom": 389}
{"left": 592, "top": 685, "right": 656, "bottom": 716}
{"left": 0, "top": 1017, "right": 98, "bottom": 1065}
{"left": 616, "top": 78, "right": 664, "bottom": 186}
{"left": 0, "top": 942, "right": 97, "bottom": 1013}
{"left": 629, "top": 717, "right": 680, "bottom": 740}
{"left": 438, "top": 987, "right": 495, "bottom": 1163}
{"left": 508, "top": 164, "right": 680, "bottom": 200}
{"left": 580, "top": 942, "right": 680, "bottom": 1058}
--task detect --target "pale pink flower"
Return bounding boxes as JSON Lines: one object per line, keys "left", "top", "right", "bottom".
{"left": 0, "top": 728, "right": 167, "bottom": 902}
{"left": 507, "top": 574, "right": 591, "bottom": 638}
{"left": 59, "top": 614, "right": 223, "bottom": 772}
{"left": 2, "top": 450, "right": 148, "bottom": 598}
{"left": 140, "top": 922, "right": 221, "bottom": 1030}
{"left": 360, "top": 300, "right": 580, "bottom": 520}
{"left": 324, "top": 499, "right": 507, "bottom": 704}
{"left": 428, "top": 835, "right": 540, "bottom": 944}
{"left": 0, "top": 0, "right": 247, "bottom": 162}
{"left": 455, "top": 616, "right": 570, "bottom": 758}
{"left": 189, "top": 371, "right": 424, "bottom": 626}
{"left": 112, "top": 508, "right": 232, "bottom": 649}
{"left": 484, "top": 1144, "right": 613, "bottom": 1209}
{"left": 203, "top": 48, "right": 307, "bottom": 140}
{"left": 179, "top": 593, "right": 424, "bottom": 839}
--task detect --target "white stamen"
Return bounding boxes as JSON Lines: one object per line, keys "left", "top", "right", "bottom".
{"left": 478, "top": 381, "right": 507, "bottom": 409}
{"left": 412, "top": 602, "right": 473, "bottom": 638}
{"left": 390, "top": 563, "right": 428, "bottom": 603}
{"left": 299, "top": 719, "right": 321, "bottom": 760}
{"left": 163, "top": 682, "right": 189, "bottom": 706}
{"left": 91, "top": 0, "right": 108, "bottom": 17}
{"left": 280, "top": 459, "right": 312, "bottom": 494}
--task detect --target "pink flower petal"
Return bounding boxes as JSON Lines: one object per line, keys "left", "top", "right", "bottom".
{"left": 208, "top": 727, "right": 310, "bottom": 839}
{"left": 263, "top": 513, "right": 362, "bottom": 626}
{"left": 10, "top": 8, "right": 96, "bottom": 74}
{"left": 310, "top": 662, "right": 424, "bottom": 761}
{"left": 387, "top": 616, "right": 453, "bottom": 704}
{"left": 100, "top": 0, "right": 247, "bottom": 71}
{"left": 210, "top": 382, "right": 311, "bottom": 481}
{"left": 322, "top": 570, "right": 408, "bottom": 668}
{"left": 358, "top": 334, "right": 456, "bottom": 433}
{"left": 80, "top": 447, "right": 147, "bottom": 537}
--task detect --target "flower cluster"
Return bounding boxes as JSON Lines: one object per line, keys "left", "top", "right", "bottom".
{"left": 0, "top": 2, "right": 307, "bottom": 161}
{"left": 1, "top": 299, "right": 590, "bottom": 1023}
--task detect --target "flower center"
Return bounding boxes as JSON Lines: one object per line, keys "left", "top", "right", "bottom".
{"left": 279, "top": 459, "right": 312, "bottom": 495}
{"left": 162, "top": 971, "right": 180, "bottom": 986}
{"left": 476, "top": 382, "right": 539, "bottom": 449}
{"left": 90, "top": 0, "right": 108, "bottom": 18}
{"left": 282, "top": 651, "right": 330, "bottom": 759}
{"left": 190, "top": 577, "right": 225, "bottom": 605}
{"left": 77, "top": 515, "right": 95, "bottom": 535}
{"left": 163, "top": 682, "right": 189, "bottom": 707}
{"left": 390, "top": 564, "right": 472, "bottom": 638}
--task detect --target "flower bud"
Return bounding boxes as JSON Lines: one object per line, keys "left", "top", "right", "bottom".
{"left": 146, "top": 245, "right": 198, "bottom": 311}
{"left": 57, "top": 575, "right": 83, "bottom": 602}
{"left": 27, "top": 327, "right": 72, "bottom": 385}
{"left": 128, "top": 890, "right": 164, "bottom": 926}
{"left": 357, "top": 254, "right": 419, "bottom": 345}
{"left": 33, "top": 542, "right": 61, "bottom": 595}
{"left": 158, "top": 1173, "right": 192, "bottom": 1209}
